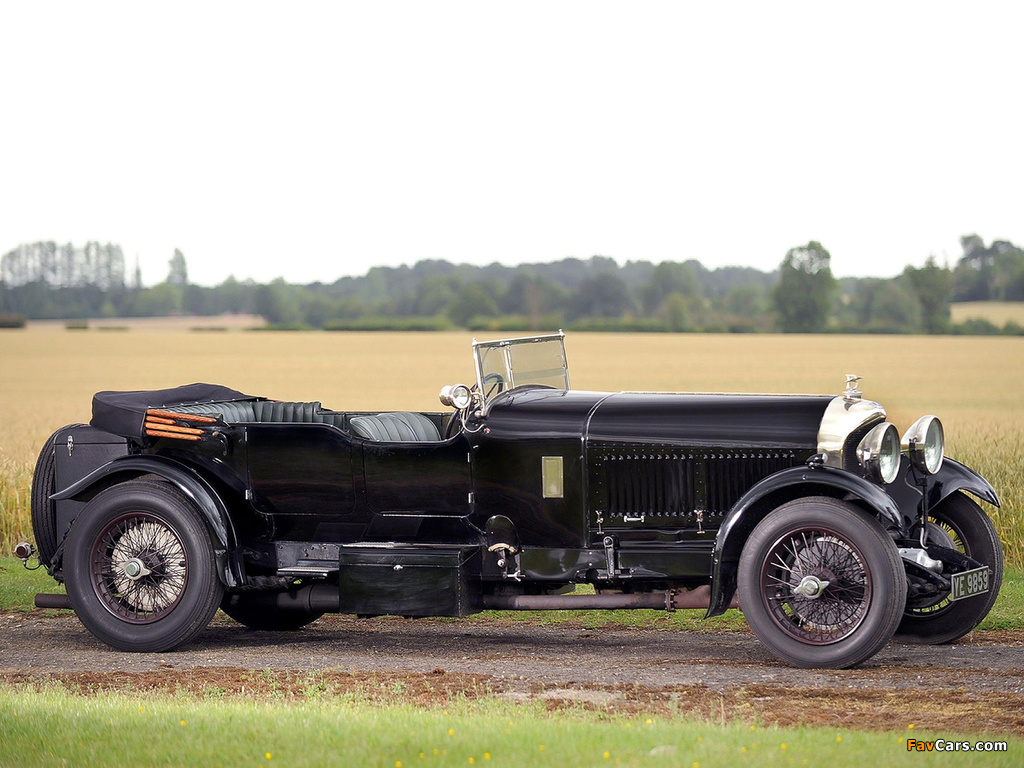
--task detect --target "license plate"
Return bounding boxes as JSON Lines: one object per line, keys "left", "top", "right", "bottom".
{"left": 950, "top": 566, "right": 990, "bottom": 601}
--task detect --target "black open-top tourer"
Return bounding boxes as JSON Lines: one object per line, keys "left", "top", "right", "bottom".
{"left": 22, "top": 332, "right": 1002, "bottom": 668}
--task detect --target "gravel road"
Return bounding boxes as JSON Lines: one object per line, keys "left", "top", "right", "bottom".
{"left": 3, "top": 611, "right": 1023, "bottom": 691}
{"left": 3, "top": 612, "right": 1023, "bottom": 733}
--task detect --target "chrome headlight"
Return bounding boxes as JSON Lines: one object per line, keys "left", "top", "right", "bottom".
{"left": 857, "top": 422, "right": 901, "bottom": 484}
{"left": 902, "top": 415, "right": 944, "bottom": 475}
{"left": 439, "top": 383, "right": 473, "bottom": 409}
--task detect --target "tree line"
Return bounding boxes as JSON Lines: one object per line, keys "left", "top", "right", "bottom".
{"left": 1, "top": 236, "right": 1023, "bottom": 335}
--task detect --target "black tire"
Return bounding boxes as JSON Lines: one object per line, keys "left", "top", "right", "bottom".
{"left": 896, "top": 492, "right": 1003, "bottom": 644}
{"left": 221, "top": 593, "right": 324, "bottom": 631}
{"left": 738, "top": 496, "right": 907, "bottom": 669}
{"left": 64, "top": 479, "right": 224, "bottom": 652}
{"left": 30, "top": 424, "right": 85, "bottom": 566}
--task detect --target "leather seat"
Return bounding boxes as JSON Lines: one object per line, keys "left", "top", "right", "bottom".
{"left": 171, "top": 400, "right": 347, "bottom": 429}
{"left": 349, "top": 412, "right": 442, "bottom": 442}
{"left": 171, "top": 400, "right": 258, "bottom": 422}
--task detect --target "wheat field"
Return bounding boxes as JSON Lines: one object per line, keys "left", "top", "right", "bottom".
{"left": 1, "top": 328, "right": 1022, "bottom": 563}
{"left": 950, "top": 301, "right": 1024, "bottom": 326}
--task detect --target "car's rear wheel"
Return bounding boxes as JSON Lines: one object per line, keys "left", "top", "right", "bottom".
{"left": 738, "top": 497, "right": 906, "bottom": 668}
{"left": 221, "top": 593, "right": 324, "bottom": 631}
{"left": 896, "top": 492, "right": 1003, "bottom": 644}
{"left": 64, "top": 480, "right": 223, "bottom": 652}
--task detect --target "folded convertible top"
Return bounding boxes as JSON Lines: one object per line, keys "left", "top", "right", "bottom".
{"left": 91, "top": 383, "right": 257, "bottom": 439}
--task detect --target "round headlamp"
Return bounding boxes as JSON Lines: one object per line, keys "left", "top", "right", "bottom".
{"left": 438, "top": 383, "right": 473, "bottom": 410}
{"left": 857, "top": 422, "right": 901, "bottom": 484}
{"left": 902, "top": 415, "right": 944, "bottom": 475}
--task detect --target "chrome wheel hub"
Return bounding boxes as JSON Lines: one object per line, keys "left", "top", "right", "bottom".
{"left": 792, "top": 574, "right": 831, "bottom": 599}
{"left": 93, "top": 515, "right": 189, "bottom": 622}
{"left": 119, "top": 558, "right": 152, "bottom": 581}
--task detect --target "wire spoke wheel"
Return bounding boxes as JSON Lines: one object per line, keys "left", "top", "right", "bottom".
{"left": 903, "top": 517, "right": 961, "bottom": 614}
{"left": 91, "top": 513, "right": 189, "bottom": 623}
{"left": 760, "top": 528, "right": 870, "bottom": 645}
{"left": 65, "top": 480, "right": 223, "bottom": 652}
{"left": 896, "top": 492, "right": 1003, "bottom": 645}
{"left": 738, "top": 496, "right": 905, "bottom": 668}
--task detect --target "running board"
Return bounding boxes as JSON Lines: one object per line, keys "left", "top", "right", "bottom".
{"left": 276, "top": 563, "right": 339, "bottom": 578}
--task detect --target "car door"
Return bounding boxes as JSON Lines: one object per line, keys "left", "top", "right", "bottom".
{"left": 359, "top": 434, "right": 472, "bottom": 518}
{"left": 246, "top": 423, "right": 361, "bottom": 540}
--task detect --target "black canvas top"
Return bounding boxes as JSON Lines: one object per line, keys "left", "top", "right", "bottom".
{"left": 91, "top": 383, "right": 256, "bottom": 439}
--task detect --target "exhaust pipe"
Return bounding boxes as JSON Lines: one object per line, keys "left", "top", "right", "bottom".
{"left": 35, "top": 593, "right": 71, "bottom": 610}
{"left": 482, "top": 585, "right": 740, "bottom": 612}
{"left": 224, "top": 584, "right": 340, "bottom": 614}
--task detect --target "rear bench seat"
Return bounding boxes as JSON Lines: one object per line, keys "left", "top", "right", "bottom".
{"left": 171, "top": 400, "right": 347, "bottom": 429}
{"left": 170, "top": 401, "right": 442, "bottom": 441}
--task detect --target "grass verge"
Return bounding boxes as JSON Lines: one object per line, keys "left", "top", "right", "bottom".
{"left": 0, "top": 686, "right": 1019, "bottom": 767}
{"left": 0, "top": 556, "right": 66, "bottom": 613}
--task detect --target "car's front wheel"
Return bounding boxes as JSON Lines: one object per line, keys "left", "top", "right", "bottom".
{"left": 64, "top": 480, "right": 223, "bottom": 652}
{"left": 738, "top": 497, "right": 907, "bottom": 669}
{"left": 896, "top": 492, "right": 1003, "bottom": 644}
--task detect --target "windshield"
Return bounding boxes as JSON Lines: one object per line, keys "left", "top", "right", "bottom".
{"left": 473, "top": 332, "right": 569, "bottom": 403}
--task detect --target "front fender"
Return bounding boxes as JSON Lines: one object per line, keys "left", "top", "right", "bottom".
{"left": 880, "top": 457, "right": 1000, "bottom": 532}
{"left": 706, "top": 464, "right": 902, "bottom": 618}
{"left": 51, "top": 454, "right": 244, "bottom": 587}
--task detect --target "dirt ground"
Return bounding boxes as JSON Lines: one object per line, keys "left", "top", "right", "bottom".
{"left": 2, "top": 611, "right": 1023, "bottom": 735}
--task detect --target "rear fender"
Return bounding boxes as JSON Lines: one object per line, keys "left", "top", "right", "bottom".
{"left": 51, "top": 454, "right": 244, "bottom": 587}
{"left": 707, "top": 465, "right": 902, "bottom": 617}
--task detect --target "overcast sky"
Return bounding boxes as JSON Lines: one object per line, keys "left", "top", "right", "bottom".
{"left": 2, "top": 2, "right": 1021, "bottom": 287}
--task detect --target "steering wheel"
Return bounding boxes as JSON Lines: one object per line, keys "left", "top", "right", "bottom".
{"left": 481, "top": 372, "right": 506, "bottom": 399}
{"left": 444, "top": 409, "right": 462, "bottom": 439}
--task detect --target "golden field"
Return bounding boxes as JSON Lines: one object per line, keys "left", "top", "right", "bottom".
{"left": 1, "top": 327, "right": 1022, "bottom": 563}
{"left": 950, "top": 301, "right": 1024, "bottom": 326}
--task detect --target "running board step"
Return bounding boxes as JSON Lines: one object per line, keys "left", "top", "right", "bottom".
{"left": 276, "top": 562, "right": 339, "bottom": 578}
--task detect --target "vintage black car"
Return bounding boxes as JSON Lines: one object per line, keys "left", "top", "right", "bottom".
{"left": 22, "top": 332, "right": 1002, "bottom": 668}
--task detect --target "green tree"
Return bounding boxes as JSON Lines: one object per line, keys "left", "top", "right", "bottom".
{"left": 135, "top": 283, "right": 183, "bottom": 316}
{"left": 301, "top": 294, "right": 337, "bottom": 328}
{"left": 568, "top": 273, "right": 634, "bottom": 320}
{"left": 772, "top": 241, "right": 838, "bottom": 333}
{"left": 167, "top": 249, "right": 188, "bottom": 286}
{"left": 448, "top": 282, "right": 500, "bottom": 327}
{"left": 867, "top": 280, "right": 922, "bottom": 333}
{"left": 952, "top": 234, "right": 993, "bottom": 301}
{"left": 993, "top": 241, "right": 1024, "bottom": 301}
{"left": 903, "top": 257, "right": 952, "bottom": 333}
{"left": 217, "top": 275, "right": 252, "bottom": 314}
{"left": 412, "top": 275, "right": 459, "bottom": 316}
{"left": 253, "top": 279, "right": 299, "bottom": 324}
{"left": 501, "top": 274, "right": 564, "bottom": 315}
{"left": 656, "top": 292, "right": 690, "bottom": 331}
{"left": 640, "top": 262, "right": 698, "bottom": 313}
{"left": 724, "top": 283, "right": 768, "bottom": 320}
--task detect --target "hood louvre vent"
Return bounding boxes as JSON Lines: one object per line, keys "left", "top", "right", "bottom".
{"left": 705, "top": 451, "right": 795, "bottom": 515}
{"left": 590, "top": 444, "right": 799, "bottom": 525}
{"left": 603, "top": 451, "right": 697, "bottom": 520}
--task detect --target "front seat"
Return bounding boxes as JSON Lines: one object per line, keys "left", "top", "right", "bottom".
{"left": 349, "top": 412, "right": 441, "bottom": 442}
